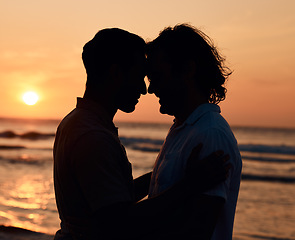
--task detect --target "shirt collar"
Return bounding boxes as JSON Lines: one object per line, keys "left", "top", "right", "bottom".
{"left": 76, "top": 97, "right": 118, "bottom": 134}
{"left": 173, "top": 103, "right": 221, "bottom": 129}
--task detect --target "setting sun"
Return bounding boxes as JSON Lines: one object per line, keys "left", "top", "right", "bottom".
{"left": 22, "top": 91, "right": 39, "bottom": 105}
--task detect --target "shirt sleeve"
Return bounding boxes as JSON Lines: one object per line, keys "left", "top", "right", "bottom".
{"left": 71, "top": 130, "right": 133, "bottom": 212}
{"left": 195, "top": 128, "right": 239, "bottom": 201}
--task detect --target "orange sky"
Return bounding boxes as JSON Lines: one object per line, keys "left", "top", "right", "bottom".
{"left": 1, "top": 0, "right": 295, "bottom": 128}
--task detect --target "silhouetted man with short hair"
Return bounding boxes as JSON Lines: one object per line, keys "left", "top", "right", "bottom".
{"left": 53, "top": 28, "right": 229, "bottom": 240}
{"left": 146, "top": 24, "right": 242, "bottom": 240}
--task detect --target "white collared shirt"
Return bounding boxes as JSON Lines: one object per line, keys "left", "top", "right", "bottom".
{"left": 149, "top": 103, "right": 242, "bottom": 240}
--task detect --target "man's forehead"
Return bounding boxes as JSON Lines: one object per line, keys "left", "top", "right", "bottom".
{"left": 147, "top": 49, "right": 166, "bottom": 60}
{"left": 131, "top": 51, "right": 146, "bottom": 66}
{"left": 147, "top": 50, "right": 171, "bottom": 70}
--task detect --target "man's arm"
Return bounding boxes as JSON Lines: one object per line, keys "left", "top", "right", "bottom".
{"left": 142, "top": 194, "right": 224, "bottom": 240}
{"left": 70, "top": 132, "right": 229, "bottom": 239}
{"left": 171, "top": 129, "right": 236, "bottom": 239}
{"left": 92, "top": 177, "right": 193, "bottom": 239}
{"left": 184, "top": 194, "right": 224, "bottom": 239}
{"left": 133, "top": 171, "right": 152, "bottom": 202}
{"left": 89, "top": 146, "right": 230, "bottom": 239}
{"left": 91, "top": 173, "right": 226, "bottom": 240}
{"left": 132, "top": 144, "right": 230, "bottom": 240}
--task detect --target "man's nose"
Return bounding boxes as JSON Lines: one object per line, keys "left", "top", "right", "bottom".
{"left": 140, "top": 79, "right": 147, "bottom": 95}
{"left": 148, "top": 82, "right": 155, "bottom": 94}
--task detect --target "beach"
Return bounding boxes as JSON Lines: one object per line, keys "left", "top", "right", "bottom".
{"left": 0, "top": 118, "right": 295, "bottom": 239}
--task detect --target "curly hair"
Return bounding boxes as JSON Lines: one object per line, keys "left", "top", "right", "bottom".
{"left": 146, "top": 24, "right": 232, "bottom": 104}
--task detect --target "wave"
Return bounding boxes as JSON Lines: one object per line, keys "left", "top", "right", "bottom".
{"left": 121, "top": 137, "right": 295, "bottom": 157}
{"left": 122, "top": 137, "right": 295, "bottom": 155}
{"left": 239, "top": 144, "right": 295, "bottom": 155}
{"left": 243, "top": 156, "right": 295, "bottom": 163}
{"left": 1, "top": 134, "right": 295, "bottom": 162}
{"left": 0, "top": 130, "right": 55, "bottom": 140}
{"left": 1, "top": 151, "right": 294, "bottom": 184}
{"left": 235, "top": 232, "right": 295, "bottom": 240}
{"left": 120, "top": 136, "right": 164, "bottom": 145}
{"left": 1, "top": 129, "right": 295, "bottom": 155}
{"left": 242, "top": 174, "right": 295, "bottom": 183}
{"left": 0, "top": 155, "right": 52, "bottom": 165}
{"left": 0, "top": 145, "right": 51, "bottom": 151}
{"left": 0, "top": 145, "right": 25, "bottom": 150}
{"left": 120, "top": 136, "right": 163, "bottom": 152}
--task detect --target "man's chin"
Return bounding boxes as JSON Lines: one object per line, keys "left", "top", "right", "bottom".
{"left": 159, "top": 106, "right": 174, "bottom": 116}
{"left": 119, "top": 105, "right": 136, "bottom": 113}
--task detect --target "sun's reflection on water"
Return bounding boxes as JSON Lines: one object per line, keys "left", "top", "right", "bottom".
{"left": 0, "top": 170, "right": 58, "bottom": 234}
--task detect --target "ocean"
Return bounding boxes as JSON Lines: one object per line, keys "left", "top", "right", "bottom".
{"left": 0, "top": 117, "right": 295, "bottom": 240}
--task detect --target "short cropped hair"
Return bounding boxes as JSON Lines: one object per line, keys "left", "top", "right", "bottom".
{"left": 82, "top": 28, "right": 146, "bottom": 87}
{"left": 146, "top": 24, "right": 232, "bottom": 104}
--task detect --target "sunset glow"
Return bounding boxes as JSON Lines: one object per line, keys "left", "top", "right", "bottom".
{"left": 0, "top": 0, "right": 295, "bottom": 127}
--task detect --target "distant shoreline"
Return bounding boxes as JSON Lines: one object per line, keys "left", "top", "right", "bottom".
{"left": 0, "top": 116, "right": 294, "bottom": 130}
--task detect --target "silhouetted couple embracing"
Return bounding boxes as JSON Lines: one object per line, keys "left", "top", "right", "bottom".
{"left": 53, "top": 24, "right": 242, "bottom": 240}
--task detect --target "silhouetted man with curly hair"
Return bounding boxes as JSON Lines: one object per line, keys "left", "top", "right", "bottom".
{"left": 146, "top": 24, "right": 242, "bottom": 240}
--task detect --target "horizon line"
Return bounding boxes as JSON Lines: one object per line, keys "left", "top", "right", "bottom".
{"left": 0, "top": 116, "right": 294, "bottom": 130}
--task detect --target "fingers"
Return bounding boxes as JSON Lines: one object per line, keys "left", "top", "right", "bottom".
{"left": 185, "top": 147, "right": 232, "bottom": 192}
{"left": 196, "top": 159, "right": 232, "bottom": 191}
{"left": 205, "top": 152, "right": 230, "bottom": 169}
{"left": 208, "top": 160, "right": 232, "bottom": 178}
{"left": 222, "top": 154, "right": 230, "bottom": 163}
{"left": 202, "top": 170, "right": 228, "bottom": 191}
{"left": 209, "top": 162, "right": 232, "bottom": 184}
{"left": 188, "top": 143, "right": 203, "bottom": 160}
{"left": 205, "top": 150, "right": 224, "bottom": 163}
